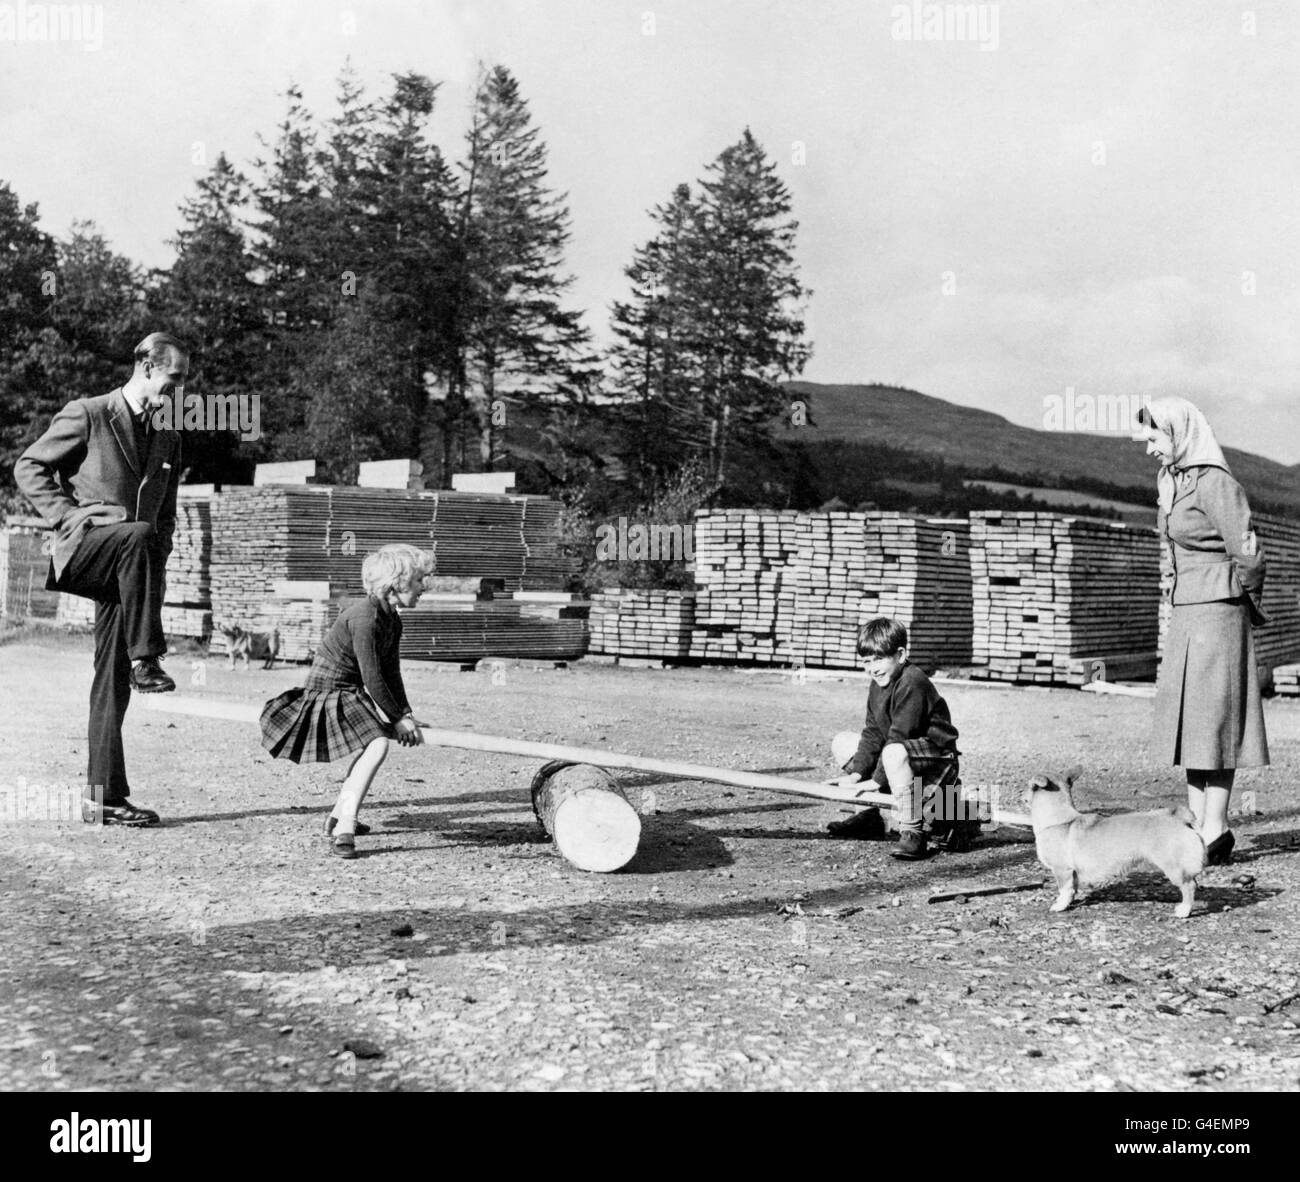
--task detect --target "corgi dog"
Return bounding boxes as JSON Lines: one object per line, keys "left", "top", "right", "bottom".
{"left": 1028, "top": 767, "right": 1205, "bottom": 919}
{"left": 219, "top": 624, "right": 281, "bottom": 671}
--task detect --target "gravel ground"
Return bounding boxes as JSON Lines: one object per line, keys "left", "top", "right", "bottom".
{"left": 2, "top": 633, "right": 1299, "bottom": 1092}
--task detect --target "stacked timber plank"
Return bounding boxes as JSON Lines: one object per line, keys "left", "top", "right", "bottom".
{"left": 167, "top": 495, "right": 213, "bottom": 610}
{"left": 400, "top": 591, "right": 587, "bottom": 663}
{"left": 788, "top": 513, "right": 873, "bottom": 666}
{"left": 1274, "top": 664, "right": 1300, "bottom": 696}
{"left": 789, "top": 514, "right": 973, "bottom": 670}
{"left": 685, "top": 510, "right": 974, "bottom": 669}
{"left": 209, "top": 485, "right": 573, "bottom": 662}
{"left": 210, "top": 485, "right": 569, "bottom": 629}
{"left": 970, "top": 511, "right": 1160, "bottom": 684}
{"left": 1245, "top": 513, "right": 1300, "bottom": 678}
{"left": 588, "top": 590, "right": 696, "bottom": 658}
{"left": 1157, "top": 512, "right": 1300, "bottom": 686}
{"left": 688, "top": 511, "right": 801, "bottom": 663}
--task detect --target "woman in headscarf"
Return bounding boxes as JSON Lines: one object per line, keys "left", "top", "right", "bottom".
{"left": 1135, "top": 397, "right": 1269, "bottom": 865}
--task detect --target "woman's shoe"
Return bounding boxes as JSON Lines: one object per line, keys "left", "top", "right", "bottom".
{"left": 1205, "top": 830, "right": 1235, "bottom": 865}
{"left": 330, "top": 833, "right": 358, "bottom": 859}
{"left": 325, "top": 816, "right": 371, "bottom": 837}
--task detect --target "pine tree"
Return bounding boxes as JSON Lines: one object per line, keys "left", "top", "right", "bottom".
{"left": 454, "top": 65, "right": 592, "bottom": 471}
{"left": 608, "top": 130, "right": 810, "bottom": 491}
{"left": 152, "top": 153, "right": 266, "bottom": 482}
{"left": 0, "top": 182, "right": 59, "bottom": 504}
{"left": 608, "top": 182, "right": 706, "bottom": 483}
{"left": 247, "top": 83, "right": 330, "bottom": 457}
{"left": 688, "top": 130, "right": 811, "bottom": 484}
{"left": 366, "top": 72, "right": 460, "bottom": 480}
{"left": 2, "top": 215, "right": 150, "bottom": 508}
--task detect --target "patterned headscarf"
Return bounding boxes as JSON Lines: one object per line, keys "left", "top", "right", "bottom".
{"left": 1138, "top": 396, "right": 1230, "bottom": 515}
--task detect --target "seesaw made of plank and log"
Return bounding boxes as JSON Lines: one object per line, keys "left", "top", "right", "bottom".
{"left": 143, "top": 695, "right": 1031, "bottom": 872}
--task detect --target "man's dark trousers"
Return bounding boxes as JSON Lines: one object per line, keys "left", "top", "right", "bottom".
{"left": 56, "top": 521, "right": 166, "bottom": 806}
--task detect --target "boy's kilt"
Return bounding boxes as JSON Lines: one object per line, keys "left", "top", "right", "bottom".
{"left": 866, "top": 738, "right": 980, "bottom": 849}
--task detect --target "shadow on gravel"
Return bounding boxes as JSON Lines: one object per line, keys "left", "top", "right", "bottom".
{"left": 1073, "top": 876, "right": 1281, "bottom": 914}
{"left": 197, "top": 882, "right": 900, "bottom": 973}
{"left": 1234, "top": 828, "right": 1300, "bottom": 862}
{"left": 165, "top": 788, "right": 532, "bottom": 827}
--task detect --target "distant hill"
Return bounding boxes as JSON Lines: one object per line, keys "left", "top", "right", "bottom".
{"left": 783, "top": 382, "right": 1300, "bottom": 516}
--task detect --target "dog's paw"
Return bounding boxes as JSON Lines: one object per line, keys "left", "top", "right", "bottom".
{"left": 1174, "top": 902, "right": 1193, "bottom": 919}
{"left": 1050, "top": 897, "right": 1073, "bottom": 912}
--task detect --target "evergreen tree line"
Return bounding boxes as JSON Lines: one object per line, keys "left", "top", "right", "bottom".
{"left": 0, "top": 62, "right": 811, "bottom": 518}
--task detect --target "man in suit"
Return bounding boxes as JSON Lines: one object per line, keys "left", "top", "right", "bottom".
{"left": 14, "top": 332, "right": 188, "bottom": 826}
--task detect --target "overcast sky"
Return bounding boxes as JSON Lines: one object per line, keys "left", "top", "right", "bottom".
{"left": 2, "top": 0, "right": 1297, "bottom": 463}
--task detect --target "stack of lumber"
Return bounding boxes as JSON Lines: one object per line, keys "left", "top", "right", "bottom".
{"left": 1246, "top": 513, "right": 1300, "bottom": 678}
{"left": 1157, "top": 512, "right": 1300, "bottom": 686}
{"left": 881, "top": 516, "right": 973, "bottom": 669}
{"left": 1273, "top": 664, "right": 1300, "bottom": 696}
{"left": 688, "top": 510, "right": 801, "bottom": 663}
{"left": 399, "top": 591, "right": 587, "bottom": 663}
{"left": 167, "top": 495, "right": 213, "bottom": 610}
{"left": 789, "top": 513, "right": 973, "bottom": 670}
{"left": 787, "top": 512, "right": 873, "bottom": 666}
{"left": 970, "top": 511, "right": 1160, "bottom": 684}
{"left": 589, "top": 589, "right": 696, "bottom": 658}
{"left": 210, "top": 485, "right": 570, "bottom": 641}
{"left": 685, "top": 510, "right": 975, "bottom": 670}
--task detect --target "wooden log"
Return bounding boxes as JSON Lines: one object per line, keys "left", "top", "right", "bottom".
{"left": 530, "top": 761, "right": 641, "bottom": 872}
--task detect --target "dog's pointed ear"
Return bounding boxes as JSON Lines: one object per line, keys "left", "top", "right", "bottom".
{"left": 1064, "top": 765, "right": 1083, "bottom": 788}
{"left": 1030, "top": 775, "right": 1050, "bottom": 790}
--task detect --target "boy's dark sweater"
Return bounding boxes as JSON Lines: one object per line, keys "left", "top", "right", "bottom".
{"left": 845, "top": 661, "right": 959, "bottom": 777}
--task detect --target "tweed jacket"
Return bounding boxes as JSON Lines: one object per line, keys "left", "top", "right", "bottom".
{"left": 13, "top": 388, "right": 181, "bottom": 585}
{"left": 1161, "top": 466, "right": 1267, "bottom": 626}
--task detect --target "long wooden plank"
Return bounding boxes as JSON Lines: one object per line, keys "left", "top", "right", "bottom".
{"left": 143, "top": 694, "right": 1032, "bottom": 824}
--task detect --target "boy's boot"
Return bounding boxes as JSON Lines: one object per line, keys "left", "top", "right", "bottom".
{"left": 827, "top": 807, "right": 886, "bottom": 839}
{"left": 892, "top": 826, "right": 928, "bottom": 860}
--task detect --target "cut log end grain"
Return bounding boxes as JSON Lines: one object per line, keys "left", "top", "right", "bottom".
{"left": 531, "top": 762, "right": 641, "bottom": 873}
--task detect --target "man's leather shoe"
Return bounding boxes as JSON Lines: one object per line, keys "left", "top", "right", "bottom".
{"left": 130, "top": 657, "right": 175, "bottom": 693}
{"left": 83, "top": 800, "right": 161, "bottom": 827}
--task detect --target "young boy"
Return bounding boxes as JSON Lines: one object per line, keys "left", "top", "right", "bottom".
{"left": 825, "top": 617, "right": 961, "bottom": 859}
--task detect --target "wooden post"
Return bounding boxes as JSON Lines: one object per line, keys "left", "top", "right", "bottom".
{"left": 530, "top": 762, "right": 640, "bottom": 872}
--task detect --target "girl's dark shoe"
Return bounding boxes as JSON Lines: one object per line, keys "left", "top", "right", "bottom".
{"left": 325, "top": 816, "right": 371, "bottom": 837}
{"left": 329, "top": 834, "right": 357, "bottom": 859}
{"left": 1205, "top": 830, "right": 1235, "bottom": 865}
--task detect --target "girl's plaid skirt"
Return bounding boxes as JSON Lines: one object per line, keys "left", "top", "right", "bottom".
{"left": 260, "top": 681, "right": 394, "bottom": 764}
